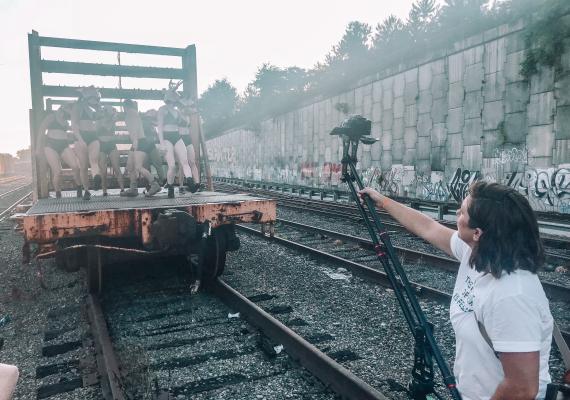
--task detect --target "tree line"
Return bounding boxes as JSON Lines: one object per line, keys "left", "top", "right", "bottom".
{"left": 198, "top": 0, "right": 569, "bottom": 137}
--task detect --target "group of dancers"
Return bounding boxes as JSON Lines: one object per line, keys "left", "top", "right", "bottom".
{"left": 36, "top": 85, "right": 201, "bottom": 200}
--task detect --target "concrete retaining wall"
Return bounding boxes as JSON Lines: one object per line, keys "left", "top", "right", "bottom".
{"left": 207, "top": 20, "right": 570, "bottom": 213}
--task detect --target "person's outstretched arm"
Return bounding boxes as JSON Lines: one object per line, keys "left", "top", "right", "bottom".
{"left": 359, "top": 188, "right": 455, "bottom": 257}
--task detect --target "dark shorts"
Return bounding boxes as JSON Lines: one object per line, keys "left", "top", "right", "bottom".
{"left": 136, "top": 138, "right": 156, "bottom": 154}
{"left": 99, "top": 140, "right": 117, "bottom": 155}
{"left": 164, "top": 131, "right": 182, "bottom": 146}
{"left": 80, "top": 131, "right": 99, "bottom": 145}
{"left": 45, "top": 138, "right": 71, "bottom": 155}
{"left": 180, "top": 135, "right": 192, "bottom": 146}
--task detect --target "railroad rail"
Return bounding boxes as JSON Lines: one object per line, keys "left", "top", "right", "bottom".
{"left": 0, "top": 191, "right": 33, "bottom": 222}
{"left": 0, "top": 183, "right": 32, "bottom": 199}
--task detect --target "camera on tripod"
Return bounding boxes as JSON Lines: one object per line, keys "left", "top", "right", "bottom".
{"left": 329, "top": 114, "right": 462, "bottom": 400}
{"left": 330, "top": 115, "right": 377, "bottom": 145}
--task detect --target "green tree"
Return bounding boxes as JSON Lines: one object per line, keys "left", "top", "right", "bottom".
{"left": 371, "top": 15, "right": 405, "bottom": 51}
{"left": 197, "top": 78, "right": 238, "bottom": 126}
{"left": 327, "top": 21, "right": 371, "bottom": 65}
{"left": 437, "top": 0, "right": 490, "bottom": 28}
{"left": 407, "top": 0, "right": 439, "bottom": 43}
{"left": 244, "top": 63, "right": 307, "bottom": 99}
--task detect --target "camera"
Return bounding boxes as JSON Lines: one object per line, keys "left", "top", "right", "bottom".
{"left": 330, "top": 115, "right": 376, "bottom": 145}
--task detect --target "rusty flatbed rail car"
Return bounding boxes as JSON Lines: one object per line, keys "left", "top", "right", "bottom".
{"left": 22, "top": 191, "right": 276, "bottom": 293}
{"left": 23, "top": 32, "right": 278, "bottom": 294}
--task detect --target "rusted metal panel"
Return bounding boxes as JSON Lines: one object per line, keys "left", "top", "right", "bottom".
{"left": 23, "top": 208, "right": 141, "bottom": 243}
{"left": 23, "top": 193, "right": 276, "bottom": 245}
{"left": 192, "top": 199, "right": 276, "bottom": 226}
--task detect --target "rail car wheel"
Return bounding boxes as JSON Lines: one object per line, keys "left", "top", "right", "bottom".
{"left": 87, "top": 245, "right": 103, "bottom": 294}
{"left": 202, "top": 228, "right": 227, "bottom": 282}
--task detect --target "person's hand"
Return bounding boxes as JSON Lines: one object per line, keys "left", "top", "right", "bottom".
{"left": 358, "top": 187, "right": 386, "bottom": 208}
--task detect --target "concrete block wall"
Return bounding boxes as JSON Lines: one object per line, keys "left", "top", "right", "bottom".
{"left": 208, "top": 20, "right": 570, "bottom": 213}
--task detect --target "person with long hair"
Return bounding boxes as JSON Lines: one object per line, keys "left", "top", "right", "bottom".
{"left": 177, "top": 97, "right": 201, "bottom": 194}
{"left": 36, "top": 104, "right": 82, "bottom": 198}
{"left": 141, "top": 110, "right": 166, "bottom": 185}
{"left": 121, "top": 100, "right": 161, "bottom": 197}
{"left": 97, "top": 105, "right": 125, "bottom": 196}
{"left": 156, "top": 89, "right": 198, "bottom": 198}
{"left": 359, "top": 181, "right": 553, "bottom": 399}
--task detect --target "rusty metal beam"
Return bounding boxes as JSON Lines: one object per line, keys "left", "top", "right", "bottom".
{"left": 41, "top": 60, "right": 184, "bottom": 79}
{"left": 42, "top": 85, "right": 164, "bottom": 100}
{"left": 38, "top": 35, "right": 185, "bottom": 56}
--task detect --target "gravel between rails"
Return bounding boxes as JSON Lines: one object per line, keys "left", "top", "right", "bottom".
{"left": 0, "top": 219, "right": 100, "bottom": 399}
{"left": 277, "top": 206, "right": 570, "bottom": 299}
{"left": 101, "top": 260, "right": 336, "bottom": 400}
{"left": 226, "top": 232, "right": 568, "bottom": 399}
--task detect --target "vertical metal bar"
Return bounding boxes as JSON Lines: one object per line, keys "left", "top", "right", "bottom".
{"left": 28, "top": 31, "right": 45, "bottom": 200}
{"left": 182, "top": 44, "right": 198, "bottom": 100}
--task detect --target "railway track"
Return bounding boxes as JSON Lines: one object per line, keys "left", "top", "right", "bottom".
{"left": 0, "top": 190, "right": 33, "bottom": 222}
{"left": 214, "top": 181, "right": 570, "bottom": 253}
{"left": 235, "top": 221, "right": 570, "bottom": 344}
{"left": 87, "top": 259, "right": 393, "bottom": 399}
{"left": 0, "top": 183, "right": 32, "bottom": 199}
{"left": 273, "top": 218, "right": 570, "bottom": 301}
{"left": 0, "top": 175, "right": 29, "bottom": 186}
{"left": 214, "top": 177, "right": 570, "bottom": 226}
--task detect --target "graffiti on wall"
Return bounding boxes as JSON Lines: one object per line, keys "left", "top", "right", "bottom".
{"left": 321, "top": 162, "right": 343, "bottom": 186}
{"left": 506, "top": 168, "right": 570, "bottom": 208}
{"left": 300, "top": 162, "right": 316, "bottom": 181}
{"left": 377, "top": 168, "right": 403, "bottom": 196}
{"left": 411, "top": 172, "right": 450, "bottom": 202}
{"left": 493, "top": 146, "right": 528, "bottom": 167}
{"left": 447, "top": 168, "right": 481, "bottom": 202}
{"left": 206, "top": 129, "right": 569, "bottom": 213}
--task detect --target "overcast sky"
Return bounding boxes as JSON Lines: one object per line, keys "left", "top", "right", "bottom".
{"left": 0, "top": 0, "right": 427, "bottom": 156}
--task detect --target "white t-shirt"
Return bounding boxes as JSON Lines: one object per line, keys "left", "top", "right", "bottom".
{"left": 449, "top": 232, "right": 553, "bottom": 400}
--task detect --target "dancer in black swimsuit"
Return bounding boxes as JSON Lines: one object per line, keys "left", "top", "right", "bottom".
{"left": 141, "top": 110, "right": 166, "bottom": 185}
{"left": 121, "top": 100, "right": 161, "bottom": 197}
{"left": 178, "top": 98, "right": 202, "bottom": 194}
{"left": 157, "top": 89, "right": 197, "bottom": 198}
{"left": 70, "top": 86, "right": 103, "bottom": 200}
{"left": 97, "top": 106, "right": 125, "bottom": 196}
{"left": 36, "top": 104, "right": 82, "bottom": 198}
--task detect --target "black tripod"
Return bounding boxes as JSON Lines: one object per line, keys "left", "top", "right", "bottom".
{"left": 331, "top": 117, "right": 461, "bottom": 400}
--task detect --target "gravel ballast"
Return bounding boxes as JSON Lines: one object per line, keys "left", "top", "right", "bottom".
{"left": 225, "top": 232, "right": 568, "bottom": 398}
